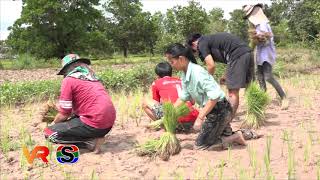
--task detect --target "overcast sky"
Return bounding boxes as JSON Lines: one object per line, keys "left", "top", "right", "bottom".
{"left": 0, "top": 0, "right": 271, "bottom": 40}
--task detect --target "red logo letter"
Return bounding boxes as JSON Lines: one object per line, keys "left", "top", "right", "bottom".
{"left": 23, "top": 146, "right": 49, "bottom": 164}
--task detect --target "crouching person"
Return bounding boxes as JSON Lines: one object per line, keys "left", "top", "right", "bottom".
{"left": 142, "top": 62, "right": 199, "bottom": 132}
{"left": 165, "top": 43, "right": 246, "bottom": 150}
{"left": 44, "top": 54, "right": 116, "bottom": 153}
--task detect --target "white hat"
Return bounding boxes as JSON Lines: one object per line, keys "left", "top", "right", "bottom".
{"left": 243, "top": 4, "right": 269, "bottom": 25}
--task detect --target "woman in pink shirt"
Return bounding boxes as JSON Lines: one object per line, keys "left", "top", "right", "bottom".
{"left": 44, "top": 54, "right": 116, "bottom": 153}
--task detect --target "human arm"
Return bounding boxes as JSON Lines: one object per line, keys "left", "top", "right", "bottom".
{"left": 53, "top": 78, "right": 73, "bottom": 125}
{"left": 53, "top": 112, "right": 70, "bottom": 124}
{"left": 193, "top": 70, "right": 224, "bottom": 131}
{"left": 193, "top": 99, "right": 218, "bottom": 131}
{"left": 174, "top": 98, "right": 185, "bottom": 108}
{"left": 204, "top": 55, "right": 216, "bottom": 75}
{"left": 151, "top": 81, "right": 160, "bottom": 102}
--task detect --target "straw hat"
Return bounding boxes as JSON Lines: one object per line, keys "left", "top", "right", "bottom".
{"left": 243, "top": 4, "right": 269, "bottom": 25}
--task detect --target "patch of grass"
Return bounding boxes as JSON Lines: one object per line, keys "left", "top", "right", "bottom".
{"left": 286, "top": 132, "right": 296, "bottom": 180}
{"left": 264, "top": 136, "right": 274, "bottom": 180}
{"left": 207, "top": 163, "right": 216, "bottom": 179}
{"left": 218, "top": 159, "right": 225, "bottom": 180}
{"left": 1, "top": 64, "right": 155, "bottom": 106}
{"left": 2, "top": 54, "right": 60, "bottom": 70}
{"left": 90, "top": 169, "right": 98, "bottom": 180}
{"left": 0, "top": 114, "right": 19, "bottom": 159}
{"left": 247, "top": 144, "right": 258, "bottom": 177}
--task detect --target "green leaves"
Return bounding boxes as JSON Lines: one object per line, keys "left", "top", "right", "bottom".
{"left": 0, "top": 64, "right": 155, "bottom": 106}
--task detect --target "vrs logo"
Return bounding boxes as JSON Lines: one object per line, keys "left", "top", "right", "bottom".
{"left": 23, "top": 146, "right": 49, "bottom": 164}
{"left": 56, "top": 145, "right": 79, "bottom": 164}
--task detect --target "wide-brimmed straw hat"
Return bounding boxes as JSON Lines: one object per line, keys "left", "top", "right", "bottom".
{"left": 243, "top": 4, "right": 269, "bottom": 25}
{"left": 57, "top": 54, "right": 91, "bottom": 75}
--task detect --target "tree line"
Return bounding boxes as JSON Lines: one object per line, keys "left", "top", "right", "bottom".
{"left": 5, "top": 0, "right": 320, "bottom": 59}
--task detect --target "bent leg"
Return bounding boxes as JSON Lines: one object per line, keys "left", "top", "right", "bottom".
{"left": 228, "top": 89, "right": 240, "bottom": 117}
{"left": 142, "top": 98, "right": 161, "bottom": 121}
{"left": 44, "top": 117, "right": 111, "bottom": 144}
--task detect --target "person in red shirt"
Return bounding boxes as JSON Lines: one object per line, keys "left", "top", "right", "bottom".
{"left": 142, "top": 62, "right": 199, "bottom": 131}
{"left": 43, "top": 54, "right": 116, "bottom": 153}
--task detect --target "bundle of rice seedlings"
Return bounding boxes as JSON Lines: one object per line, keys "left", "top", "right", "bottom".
{"left": 137, "top": 102, "right": 189, "bottom": 161}
{"left": 248, "top": 25, "right": 272, "bottom": 48}
{"left": 40, "top": 100, "right": 58, "bottom": 123}
{"left": 242, "top": 82, "right": 270, "bottom": 129}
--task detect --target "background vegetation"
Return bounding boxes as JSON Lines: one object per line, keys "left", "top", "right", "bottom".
{"left": 0, "top": 0, "right": 319, "bottom": 60}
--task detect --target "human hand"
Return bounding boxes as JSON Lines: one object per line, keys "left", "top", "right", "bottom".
{"left": 219, "top": 76, "right": 226, "bottom": 85}
{"left": 193, "top": 117, "right": 204, "bottom": 132}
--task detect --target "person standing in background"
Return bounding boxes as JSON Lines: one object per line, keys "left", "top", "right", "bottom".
{"left": 243, "top": 4, "right": 289, "bottom": 110}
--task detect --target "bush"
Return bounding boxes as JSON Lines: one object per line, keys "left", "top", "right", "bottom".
{"left": 98, "top": 64, "right": 155, "bottom": 92}
{"left": 0, "top": 64, "right": 156, "bottom": 106}
{"left": 0, "top": 80, "right": 61, "bottom": 105}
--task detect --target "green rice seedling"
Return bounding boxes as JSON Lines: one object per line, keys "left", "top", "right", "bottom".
{"left": 45, "top": 140, "right": 54, "bottom": 161}
{"left": 242, "top": 82, "right": 270, "bottom": 129}
{"left": 19, "top": 147, "right": 27, "bottom": 169}
{"left": 173, "top": 168, "right": 184, "bottom": 180}
{"left": 281, "top": 130, "right": 289, "bottom": 157}
{"left": 90, "top": 169, "right": 98, "bottom": 180}
{"left": 303, "top": 132, "right": 312, "bottom": 164}
{"left": 195, "top": 163, "right": 204, "bottom": 179}
{"left": 287, "top": 132, "right": 295, "bottom": 180}
{"left": 0, "top": 125, "right": 11, "bottom": 158}
{"left": 207, "top": 163, "right": 216, "bottom": 179}
{"left": 227, "top": 145, "right": 232, "bottom": 162}
{"left": 218, "top": 159, "right": 225, "bottom": 180}
{"left": 247, "top": 144, "right": 258, "bottom": 177}
{"left": 238, "top": 166, "right": 250, "bottom": 180}
{"left": 264, "top": 136, "right": 274, "bottom": 180}
{"left": 137, "top": 102, "right": 189, "bottom": 160}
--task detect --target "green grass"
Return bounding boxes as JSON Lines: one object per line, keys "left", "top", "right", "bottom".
{"left": 0, "top": 64, "right": 155, "bottom": 106}
{"left": 0, "top": 54, "right": 60, "bottom": 70}
{"left": 1, "top": 54, "right": 161, "bottom": 70}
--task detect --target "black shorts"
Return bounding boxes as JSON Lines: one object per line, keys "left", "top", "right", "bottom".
{"left": 195, "top": 98, "right": 233, "bottom": 147}
{"left": 226, "top": 52, "right": 254, "bottom": 89}
{"left": 44, "top": 116, "right": 112, "bottom": 144}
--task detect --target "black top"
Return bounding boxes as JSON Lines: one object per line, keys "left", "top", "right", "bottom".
{"left": 198, "top": 32, "right": 251, "bottom": 64}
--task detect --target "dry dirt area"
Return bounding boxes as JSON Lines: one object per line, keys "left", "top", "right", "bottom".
{"left": 1, "top": 74, "right": 320, "bottom": 179}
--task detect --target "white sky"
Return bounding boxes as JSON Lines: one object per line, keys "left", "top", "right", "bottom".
{"left": 0, "top": 0, "right": 271, "bottom": 40}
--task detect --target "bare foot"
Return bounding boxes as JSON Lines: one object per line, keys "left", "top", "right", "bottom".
{"left": 93, "top": 137, "right": 105, "bottom": 154}
{"left": 234, "top": 131, "right": 246, "bottom": 145}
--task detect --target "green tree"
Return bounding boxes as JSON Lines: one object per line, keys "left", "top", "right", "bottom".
{"left": 207, "top": 8, "right": 227, "bottom": 34}
{"left": 173, "top": 0, "right": 209, "bottom": 37}
{"left": 7, "top": 0, "right": 105, "bottom": 58}
{"left": 105, "top": 0, "right": 159, "bottom": 57}
{"left": 228, "top": 9, "right": 248, "bottom": 42}
{"left": 287, "top": 0, "right": 319, "bottom": 42}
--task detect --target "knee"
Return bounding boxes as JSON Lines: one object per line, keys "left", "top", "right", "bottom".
{"left": 44, "top": 127, "right": 57, "bottom": 143}
{"left": 264, "top": 73, "right": 273, "bottom": 82}
{"left": 141, "top": 99, "right": 149, "bottom": 110}
{"left": 228, "top": 89, "right": 239, "bottom": 97}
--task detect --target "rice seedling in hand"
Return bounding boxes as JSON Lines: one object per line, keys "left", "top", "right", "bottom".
{"left": 137, "top": 102, "right": 189, "bottom": 161}
{"left": 242, "top": 82, "right": 270, "bottom": 129}
{"left": 146, "top": 119, "right": 163, "bottom": 130}
{"left": 40, "top": 100, "right": 58, "bottom": 123}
